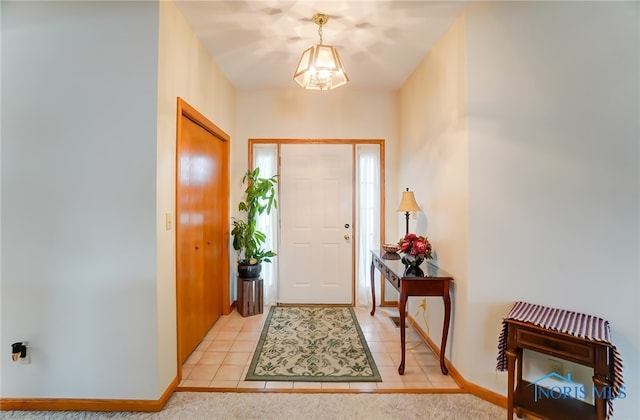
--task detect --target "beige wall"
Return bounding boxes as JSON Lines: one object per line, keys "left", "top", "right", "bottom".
{"left": 233, "top": 88, "right": 400, "bottom": 241}
{"left": 398, "top": 3, "right": 639, "bottom": 418}
{"left": 465, "top": 3, "right": 638, "bottom": 414}
{"left": 2, "top": 1, "right": 160, "bottom": 399}
{"left": 156, "top": 0, "right": 236, "bottom": 393}
{"left": 397, "top": 13, "right": 469, "bottom": 372}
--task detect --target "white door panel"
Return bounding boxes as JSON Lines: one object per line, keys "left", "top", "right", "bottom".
{"left": 279, "top": 144, "right": 353, "bottom": 304}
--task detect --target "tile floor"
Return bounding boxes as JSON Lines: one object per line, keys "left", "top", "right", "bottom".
{"left": 178, "top": 306, "right": 461, "bottom": 391}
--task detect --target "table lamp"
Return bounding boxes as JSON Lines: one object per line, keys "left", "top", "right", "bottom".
{"left": 396, "top": 188, "right": 420, "bottom": 235}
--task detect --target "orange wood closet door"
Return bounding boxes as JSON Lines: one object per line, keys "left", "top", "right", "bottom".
{"left": 176, "top": 100, "right": 229, "bottom": 366}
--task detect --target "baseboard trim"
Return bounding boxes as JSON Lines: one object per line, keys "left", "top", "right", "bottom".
{"left": 406, "top": 314, "right": 507, "bottom": 409}
{"left": 460, "top": 380, "right": 508, "bottom": 409}
{"left": 0, "top": 375, "right": 179, "bottom": 412}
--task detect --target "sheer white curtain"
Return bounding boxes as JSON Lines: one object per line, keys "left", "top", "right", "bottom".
{"left": 356, "top": 144, "right": 381, "bottom": 307}
{"left": 253, "top": 144, "right": 279, "bottom": 305}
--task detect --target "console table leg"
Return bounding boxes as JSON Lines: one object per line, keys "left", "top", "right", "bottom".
{"left": 439, "top": 291, "right": 451, "bottom": 375}
{"left": 593, "top": 345, "right": 611, "bottom": 420}
{"left": 506, "top": 348, "right": 517, "bottom": 420}
{"left": 592, "top": 375, "right": 610, "bottom": 420}
{"left": 398, "top": 291, "right": 407, "bottom": 375}
{"left": 370, "top": 259, "right": 376, "bottom": 316}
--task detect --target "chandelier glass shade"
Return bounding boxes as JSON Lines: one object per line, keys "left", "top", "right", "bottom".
{"left": 293, "top": 13, "right": 349, "bottom": 90}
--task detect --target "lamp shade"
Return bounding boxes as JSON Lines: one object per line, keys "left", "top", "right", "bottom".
{"left": 293, "top": 44, "right": 349, "bottom": 90}
{"left": 396, "top": 190, "right": 420, "bottom": 212}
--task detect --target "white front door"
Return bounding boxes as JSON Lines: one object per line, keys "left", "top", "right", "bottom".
{"left": 278, "top": 144, "right": 353, "bottom": 304}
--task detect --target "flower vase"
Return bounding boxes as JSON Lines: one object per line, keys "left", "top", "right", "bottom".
{"left": 401, "top": 255, "right": 425, "bottom": 277}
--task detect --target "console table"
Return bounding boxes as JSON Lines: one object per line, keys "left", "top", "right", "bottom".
{"left": 497, "top": 301, "right": 624, "bottom": 420}
{"left": 370, "top": 249, "right": 453, "bottom": 375}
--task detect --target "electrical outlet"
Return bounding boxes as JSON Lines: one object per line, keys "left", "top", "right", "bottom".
{"left": 17, "top": 341, "right": 30, "bottom": 364}
{"left": 548, "top": 358, "right": 564, "bottom": 376}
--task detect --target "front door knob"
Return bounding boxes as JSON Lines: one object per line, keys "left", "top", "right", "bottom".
{"left": 344, "top": 234, "right": 350, "bottom": 240}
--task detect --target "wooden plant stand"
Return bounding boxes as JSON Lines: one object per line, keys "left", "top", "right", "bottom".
{"left": 237, "top": 277, "right": 263, "bottom": 317}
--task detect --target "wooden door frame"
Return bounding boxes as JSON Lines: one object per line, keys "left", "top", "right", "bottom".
{"left": 248, "top": 139, "right": 385, "bottom": 306}
{"left": 175, "top": 98, "right": 231, "bottom": 375}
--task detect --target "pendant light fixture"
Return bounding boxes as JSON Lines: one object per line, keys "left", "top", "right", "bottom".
{"left": 293, "top": 13, "right": 349, "bottom": 91}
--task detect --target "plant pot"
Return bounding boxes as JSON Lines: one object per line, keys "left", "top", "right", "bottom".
{"left": 238, "top": 261, "right": 262, "bottom": 278}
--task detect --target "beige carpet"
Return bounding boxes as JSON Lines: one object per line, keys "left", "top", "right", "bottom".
{"left": 2, "top": 392, "right": 506, "bottom": 419}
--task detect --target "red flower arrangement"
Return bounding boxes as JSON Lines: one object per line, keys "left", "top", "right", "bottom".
{"left": 397, "top": 233, "right": 433, "bottom": 260}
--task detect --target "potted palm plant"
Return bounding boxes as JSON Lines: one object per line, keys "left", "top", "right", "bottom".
{"left": 231, "top": 168, "right": 277, "bottom": 278}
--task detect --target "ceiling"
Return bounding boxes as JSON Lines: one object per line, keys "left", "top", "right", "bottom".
{"left": 174, "top": 1, "right": 472, "bottom": 90}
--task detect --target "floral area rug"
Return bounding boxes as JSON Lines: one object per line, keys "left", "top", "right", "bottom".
{"left": 245, "top": 306, "right": 381, "bottom": 382}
